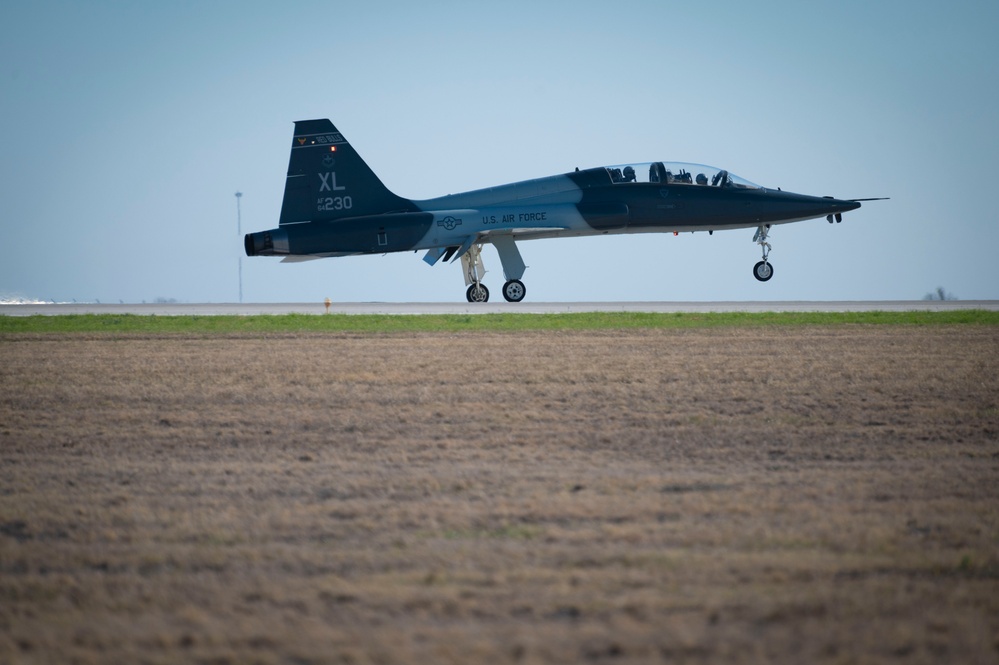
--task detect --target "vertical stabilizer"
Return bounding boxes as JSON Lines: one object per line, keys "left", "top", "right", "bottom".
{"left": 279, "top": 119, "right": 415, "bottom": 225}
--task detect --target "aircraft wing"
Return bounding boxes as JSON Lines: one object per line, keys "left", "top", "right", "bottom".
{"left": 422, "top": 227, "right": 569, "bottom": 267}
{"left": 481, "top": 227, "right": 568, "bottom": 238}
{"left": 456, "top": 227, "right": 568, "bottom": 259}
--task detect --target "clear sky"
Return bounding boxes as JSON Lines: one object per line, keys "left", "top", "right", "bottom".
{"left": 2, "top": 0, "right": 997, "bottom": 303}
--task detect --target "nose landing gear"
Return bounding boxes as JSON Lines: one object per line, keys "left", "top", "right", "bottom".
{"left": 752, "top": 225, "right": 774, "bottom": 282}
{"left": 753, "top": 259, "right": 773, "bottom": 282}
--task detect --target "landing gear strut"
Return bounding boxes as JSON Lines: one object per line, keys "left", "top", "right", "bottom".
{"left": 752, "top": 225, "right": 774, "bottom": 282}
{"left": 461, "top": 243, "right": 489, "bottom": 302}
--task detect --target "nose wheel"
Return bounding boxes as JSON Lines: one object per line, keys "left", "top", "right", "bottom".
{"left": 752, "top": 225, "right": 774, "bottom": 282}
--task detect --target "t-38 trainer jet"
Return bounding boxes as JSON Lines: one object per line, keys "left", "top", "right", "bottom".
{"left": 245, "top": 119, "right": 883, "bottom": 302}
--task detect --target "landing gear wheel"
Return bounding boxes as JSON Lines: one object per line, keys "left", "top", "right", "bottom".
{"left": 466, "top": 283, "right": 489, "bottom": 303}
{"left": 502, "top": 279, "right": 526, "bottom": 302}
{"left": 753, "top": 260, "right": 774, "bottom": 282}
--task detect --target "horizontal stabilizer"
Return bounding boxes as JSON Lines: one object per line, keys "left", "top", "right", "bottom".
{"left": 423, "top": 245, "right": 463, "bottom": 267}
{"left": 423, "top": 247, "right": 446, "bottom": 266}
{"left": 281, "top": 253, "right": 360, "bottom": 262}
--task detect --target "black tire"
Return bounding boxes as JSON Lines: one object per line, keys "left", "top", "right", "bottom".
{"left": 466, "top": 283, "right": 489, "bottom": 303}
{"left": 502, "top": 279, "right": 526, "bottom": 302}
{"left": 753, "top": 261, "right": 774, "bottom": 282}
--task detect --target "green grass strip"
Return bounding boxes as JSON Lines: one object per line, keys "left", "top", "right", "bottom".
{"left": 1, "top": 310, "right": 997, "bottom": 334}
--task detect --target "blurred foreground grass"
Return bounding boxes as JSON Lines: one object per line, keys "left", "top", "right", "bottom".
{"left": 2, "top": 310, "right": 997, "bottom": 334}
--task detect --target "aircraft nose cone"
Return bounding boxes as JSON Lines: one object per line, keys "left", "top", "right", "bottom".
{"left": 762, "top": 191, "right": 865, "bottom": 226}
{"left": 824, "top": 197, "right": 861, "bottom": 212}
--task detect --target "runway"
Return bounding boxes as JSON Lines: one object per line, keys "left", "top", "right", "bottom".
{"left": 2, "top": 301, "right": 997, "bottom": 316}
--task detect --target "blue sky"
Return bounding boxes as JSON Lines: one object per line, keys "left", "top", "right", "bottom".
{"left": 2, "top": 0, "right": 997, "bottom": 303}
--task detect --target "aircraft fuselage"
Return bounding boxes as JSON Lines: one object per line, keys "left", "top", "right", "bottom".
{"left": 245, "top": 119, "right": 876, "bottom": 301}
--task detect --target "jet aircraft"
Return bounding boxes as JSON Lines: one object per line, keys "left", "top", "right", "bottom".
{"left": 245, "top": 119, "right": 882, "bottom": 302}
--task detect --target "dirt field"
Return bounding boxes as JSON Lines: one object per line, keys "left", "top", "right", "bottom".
{"left": 2, "top": 326, "right": 998, "bottom": 664}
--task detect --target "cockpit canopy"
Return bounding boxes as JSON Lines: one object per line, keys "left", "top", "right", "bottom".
{"left": 605, "top": 162, "right": 762, "bottom": 189}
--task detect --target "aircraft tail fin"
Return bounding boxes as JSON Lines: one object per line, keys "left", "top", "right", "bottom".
{"left": 279, "top": 119, "right": 415, "bottom": 225}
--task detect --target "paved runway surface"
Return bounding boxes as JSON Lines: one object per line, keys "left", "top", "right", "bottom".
{"left": 2, "top": 301, "right": 997, "bottom": 316}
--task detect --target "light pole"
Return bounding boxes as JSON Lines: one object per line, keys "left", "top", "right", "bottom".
{"left": 235, "top": 192, "right": 243, "bottom": 303}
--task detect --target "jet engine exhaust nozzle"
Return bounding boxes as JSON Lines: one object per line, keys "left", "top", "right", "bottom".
{"left": 245, "top": 229, "right": 289, "bottom": 256}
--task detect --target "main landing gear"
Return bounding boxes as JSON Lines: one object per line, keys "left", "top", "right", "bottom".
{"left": 466, "top": 282, "right": 489, "bottom": 302}
{"left": 460, "top": 239, "right": 529, "bottom": 303}
{"left": 465, "top": 280, "right": 526, "bottom": 303}
{"left": 752, "top": 224, "right": 774, "bottom": 282}
{"left": 501, "top": 279, "right": 526, "bottom": 302}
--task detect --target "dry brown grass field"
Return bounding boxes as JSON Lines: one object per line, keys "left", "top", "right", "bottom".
{"left": 2, "top": 325, "right": 998, "bottom": 664}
